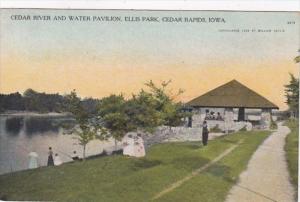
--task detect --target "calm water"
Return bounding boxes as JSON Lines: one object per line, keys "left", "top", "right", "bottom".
{"left": 0, "top": 114, "right": 115, "bottom": 175}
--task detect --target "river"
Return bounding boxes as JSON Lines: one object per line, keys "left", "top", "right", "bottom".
{"left": 0, "top": 114, "right": 115, "bottom": 175}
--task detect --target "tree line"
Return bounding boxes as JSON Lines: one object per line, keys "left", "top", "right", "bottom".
{"left": 0, "top": 88, "right": 99, "bottom": 114}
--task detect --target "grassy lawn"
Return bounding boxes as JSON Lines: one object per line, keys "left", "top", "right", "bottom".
{"left": 285, "top": 119, "right": 299, "bottom": 198}
{"left": 0, "top": 130, "right": 270, "bottom": 202}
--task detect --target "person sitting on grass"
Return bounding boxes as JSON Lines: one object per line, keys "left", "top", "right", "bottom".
{"left": 71, "top": 151, "right": 80, "bottom": 161}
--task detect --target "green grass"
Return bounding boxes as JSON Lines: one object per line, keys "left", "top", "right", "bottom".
{"left": 0, "top": 130, "right": 271, "bottom": 202}
{"left": 285, "top": 119, "right": 299, "bottom": 199}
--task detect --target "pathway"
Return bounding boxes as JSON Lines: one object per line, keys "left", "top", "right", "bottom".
{"left": 225, "top": 122, "right": 295, "bottom": 202}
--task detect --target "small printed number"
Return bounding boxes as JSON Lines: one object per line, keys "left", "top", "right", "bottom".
{"left": 287, "top": 21, "right": 295, "bottom": 24}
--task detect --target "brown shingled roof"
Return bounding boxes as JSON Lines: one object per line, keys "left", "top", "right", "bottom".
{"left": 186, "top": 80, "right": 279, "bottom": 109}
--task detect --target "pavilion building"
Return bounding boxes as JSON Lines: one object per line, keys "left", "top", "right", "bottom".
{"left": 185, "top": 80, "right": 279, "bottom": 131}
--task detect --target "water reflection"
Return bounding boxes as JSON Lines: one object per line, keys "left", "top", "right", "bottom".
{"left": 25, "top": 117, "right": 59, "bottom": 135}
{"left": 4, "top": 116, "right": 76, "bottom": 136}
{"left": 5, "top": 117, "right": 23, "bottom": 135}
{"left": 0, "top": 115, "right": 114, "bottom": 175}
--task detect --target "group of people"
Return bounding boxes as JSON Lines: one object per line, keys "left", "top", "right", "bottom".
{"left": 28, "top": 122, "right": 210, "bottom": 169}
{"left": 205, "top": 111, "right": 224, "bottom": 121}
{"left": 47, "top": 147, "right": 62, "bottom": 166}
{"left": 28, "top": 147, "right": 80, "bottom": 169}
{"left": 47, "top": 147, "right": 81, "bottom": 166}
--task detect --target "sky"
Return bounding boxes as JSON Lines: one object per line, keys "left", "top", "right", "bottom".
{"left": 0, "top": 10, "right": 299, "bottom": 110}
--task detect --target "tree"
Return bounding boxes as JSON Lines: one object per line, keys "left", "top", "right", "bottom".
{"left": 97, "top": 95, "right": 129, "bottom": 148}
{"left": 97, "top": 80, "right": 190, "bottom": 149}
{"left": 144, "top": 80, "right": 189, "bottom": 129}
{"left": 295, "top": 56, "right": 300, "bottom": 63}
{"left": 0, "top": 92, "right": 25, "bottom": 111}
{"left": 23, "top": 89, "right": 66, "bottom": 113}
{"left": 64, "top": 90, "right": 107, "bottom": 160}
{"left": 284, "top": 73, "right": 299, "bottom": 118}
{"left": 125, "top": 90, "right": 164, "bottom": 133}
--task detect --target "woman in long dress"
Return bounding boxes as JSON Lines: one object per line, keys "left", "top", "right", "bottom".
{"left": 28, "top": 152, "right": 39, "bottom": 169}
{"left": 47, "top": 147, "right": 54, "bottom": 166}
{"left": 202, "top": 121, "right": 209, "bottom": 146}
{"left": 54, "top": 153, "right": 63, "bottom": 166}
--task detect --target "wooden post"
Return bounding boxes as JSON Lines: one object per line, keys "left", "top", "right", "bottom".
{"left": 238, "top": 108, "right": 245, "bottom": 121}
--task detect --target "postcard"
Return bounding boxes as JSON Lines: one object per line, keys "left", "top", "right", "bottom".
{"left": 0, "top": 9, "right": 299, "bottom": 202}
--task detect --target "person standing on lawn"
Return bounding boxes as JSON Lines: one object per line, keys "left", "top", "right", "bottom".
{"left": 54, "top": 153, "right": 63, "bottom": 166}
{"left": 47, "top": 147, "right": 54, "bottom": 166}
{"left": 202, "top": 121, "right": 209, "bottom": 146}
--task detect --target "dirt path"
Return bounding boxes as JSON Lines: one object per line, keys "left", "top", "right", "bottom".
{"left": 225, "top": 122, "right": 295, "bottom": 202}
{"left": 152, "top": 140, "right": 243, "bottom": 200}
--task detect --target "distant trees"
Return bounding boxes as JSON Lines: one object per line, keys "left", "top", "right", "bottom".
{"left": 284, "top": 73, "right": 299, "bottom": 118}
{"left": 0, "top": 89, "right": 99, "bottom": 114}
{"left": 23, "top": 89, "right": 65, "bottom": 113}
{"left": 0, "top": 92, "right": 25, "bottom": 112}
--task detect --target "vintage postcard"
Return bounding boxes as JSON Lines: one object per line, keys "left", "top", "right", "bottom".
{"left": 0, "top": 9, "right": 299, "bottom": 202}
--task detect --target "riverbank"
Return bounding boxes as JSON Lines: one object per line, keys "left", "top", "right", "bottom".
{"left": 0, "top": 130, "right": 270, "bottom": 201}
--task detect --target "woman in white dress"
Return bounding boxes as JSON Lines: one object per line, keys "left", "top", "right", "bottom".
{"left": 28, "top": 152, "right": 39, "bottom": 169}
{"left": 54, "top": 153, "right": 63, "bottom": 166}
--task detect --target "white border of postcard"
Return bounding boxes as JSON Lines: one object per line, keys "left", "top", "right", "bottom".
{"left": 0, "top": 0, "right": 299, "bottom": 11}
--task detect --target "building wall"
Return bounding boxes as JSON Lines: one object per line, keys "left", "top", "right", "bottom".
{"left": 189, "top": 107, "right": 253, "bottom": 132}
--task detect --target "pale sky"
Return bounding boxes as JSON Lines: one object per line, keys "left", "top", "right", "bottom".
{"left": 0, "top": 10, "right": 299, "bottom": 109}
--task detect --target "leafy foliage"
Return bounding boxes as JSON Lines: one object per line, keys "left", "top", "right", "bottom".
{"left": 98, "top": 95, "right": 129, "bottom": 142}
{"left": 0, "top": 92, "right": 25, "bottom": 112}
{"left": 97, "top": 80, "right": 189, "bottom": 143}
{"left": 284, "top": 73, "right": 299, "bottom": 118}
{"left": 64, "top": 90, "right": 107, "bottom": 159}
{"left": 144, "top": 80, "right": 189, "bottom": 128}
